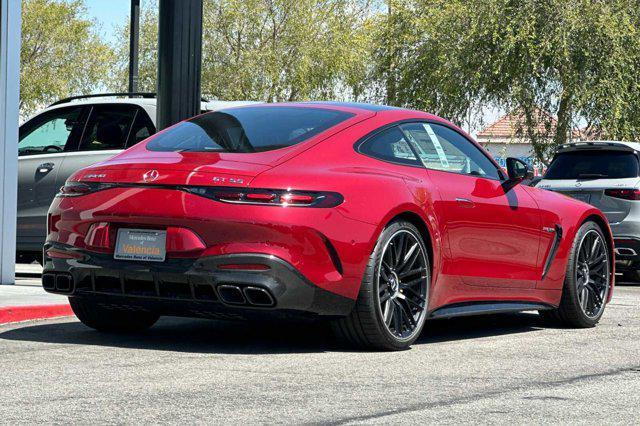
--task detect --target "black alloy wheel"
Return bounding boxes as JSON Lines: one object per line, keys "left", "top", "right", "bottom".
{"left": 540, "top": 221, "right": 611, "bottom": 328}
{"left": 377, "top": 229, "right": 429, "bottom": 339}
{"left": 333, "top": 220, "right": 431, "bottom": 350}
{"left": 575, "top": 229, "right": 609, "bottom": 319}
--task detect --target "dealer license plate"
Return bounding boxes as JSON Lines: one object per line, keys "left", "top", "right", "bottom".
{"left": 114, "top": 229, "right": 167, "bottom": 262}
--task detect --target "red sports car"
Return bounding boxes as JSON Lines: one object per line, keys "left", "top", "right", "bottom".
{"left": 42, "top": 102, "right": 614, "bottom": 350}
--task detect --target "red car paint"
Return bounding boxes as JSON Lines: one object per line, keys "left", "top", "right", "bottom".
{"left": 46, "top": 103, "right": 614, "bottom": 312}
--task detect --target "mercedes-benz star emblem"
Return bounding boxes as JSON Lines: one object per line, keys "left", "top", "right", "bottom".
{"left": 143, "top": 170, "right": 159, "bottom": 182}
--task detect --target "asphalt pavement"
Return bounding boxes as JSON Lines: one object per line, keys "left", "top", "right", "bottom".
{"left": 0, "top": 285, "right": 638, "bottom": 424}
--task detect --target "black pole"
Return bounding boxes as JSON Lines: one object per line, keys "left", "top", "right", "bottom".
{"left": 128, "top": 0, "right": 140, "bottom": 93}
{"left": 156, "top": 0, "right": 203, "bottom": 130}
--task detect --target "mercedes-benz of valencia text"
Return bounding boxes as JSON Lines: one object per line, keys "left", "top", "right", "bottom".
{"left": 42, "top": 103, "right": 614, "bottom": 350}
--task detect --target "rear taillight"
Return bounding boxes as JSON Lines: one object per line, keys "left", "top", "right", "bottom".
{"left": 604, "top": 189, "right": 640, "bottom": 200}
{"left": 183, "top": 187, "right": 343, "bottom": 208}
{"left": 57, "top": 181, "right": 113, "bottom": 197}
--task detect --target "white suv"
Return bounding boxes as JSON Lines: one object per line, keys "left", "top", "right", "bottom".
{"left": 17, "top": 93, "right": 252, "bottom": 263}
{"left": 536, "top": 141, "right": 640, "bottom": 279}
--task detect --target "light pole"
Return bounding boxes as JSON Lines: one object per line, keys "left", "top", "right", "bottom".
{"left": 128, "top": 0, "right": 140, "bottom": 93}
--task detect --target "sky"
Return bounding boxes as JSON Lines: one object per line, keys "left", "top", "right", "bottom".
{"left": 84, "top": 0, "right": 133, "bottom": 44}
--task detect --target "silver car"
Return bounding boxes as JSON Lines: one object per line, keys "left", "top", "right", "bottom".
{"left": 536, "top": 141, "right": 640, "bottom": 279}
{"left": 17, "top": 93, "right": 251, "bottom": 263}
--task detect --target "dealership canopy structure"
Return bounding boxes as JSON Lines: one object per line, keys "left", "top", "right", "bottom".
{"left": 0, "top": 0, "right": 204, "bottom": 284}
{"left": 0, "top": 0, "right": 20, "bottom": 285}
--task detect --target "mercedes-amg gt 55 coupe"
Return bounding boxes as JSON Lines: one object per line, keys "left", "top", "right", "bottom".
{"left": 42, "top": 102, "right": 615, "bottom": 350}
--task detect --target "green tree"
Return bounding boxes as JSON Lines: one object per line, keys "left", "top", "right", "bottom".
{"left": 201, "top": 0, "right": 373, "bottom": 101}
{"left": 372, "top": 0, "right": 495, "bottom": 130}
{"left": 21, "top": 0, "right": 113, "bottom": 116}
{"left": 377, "top": 0, "right": 640, "bottom": 162}
{"left": 110, "top": 0, "right": 375, "bottom": 102}
{"left": 483, "top": 0, "right": 640, "bottom": 161}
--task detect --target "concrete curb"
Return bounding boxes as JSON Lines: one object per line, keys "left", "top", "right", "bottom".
{"left": 0, "top": 304, "right": 73, "bottom": 325}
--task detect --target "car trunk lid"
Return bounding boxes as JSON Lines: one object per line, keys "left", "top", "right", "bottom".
{"left": 73, "top": 152, "right": 272, "bottom": 187}
{"left": 538, "top": 177, "right": 640, "bottom": 223}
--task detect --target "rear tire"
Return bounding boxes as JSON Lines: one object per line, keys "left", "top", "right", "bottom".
{"left": 69, "top": 297, "right": 159, "bottom": 332}
{"left": 539, "top": 221, "right": 611, "bottom": 328}
{"left": 332, "top": 220, "right": 430, "bottom": 350}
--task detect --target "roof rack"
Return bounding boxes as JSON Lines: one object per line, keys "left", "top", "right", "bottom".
{"left": 49, "top": 92, "right": 157, "bottom": 107}
{"left": 49, "top": 92, "right": 212, "bottom": 107}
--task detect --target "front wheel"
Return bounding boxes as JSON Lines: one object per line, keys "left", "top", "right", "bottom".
{"left": 332, "top": 220, "right": 431, "bottom": 350}
{"left": 540, "top": 221, "right": 611, "bottom": 327}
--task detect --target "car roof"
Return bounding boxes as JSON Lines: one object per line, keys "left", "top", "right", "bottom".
{"left": 220, "top": 101, "right": 441, "bottom": 121}
{"left": 25, "top": 96, "right": 257, "bottom": 125}
{"left": 43, "top": 97, "right": 255, "bottom": 111}
{"left": 44, "top": 96, "right": 157, "bottom": 110}
{"left": 556, "top": 140, "right": 640, "bottom": 154}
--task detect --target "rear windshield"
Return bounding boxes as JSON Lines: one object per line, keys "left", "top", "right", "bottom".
{"left": 146, "top": 106, "right": 354, "bottom": 153}
{"left": 544, "top": 150, "right": 639, "bottom": 180}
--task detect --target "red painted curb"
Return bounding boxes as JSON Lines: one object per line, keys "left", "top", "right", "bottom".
{"left": 0, "top": 304, "right": 73, "bottom": 325}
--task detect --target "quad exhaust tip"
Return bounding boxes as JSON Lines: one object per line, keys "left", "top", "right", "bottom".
{"left": 615, "top": 247, "right": 637, "bottom": 257}
{"left": 217, "top": 285, "right": 246, "bottom": 305}
{"left": 217, "top": 284, "right": 275, "bottom": 307}
{"left": 243, "top": 286, "right": 275, "bottom": 307}
{"left": 42, "top": 273, "right": 74, "bottom": 293}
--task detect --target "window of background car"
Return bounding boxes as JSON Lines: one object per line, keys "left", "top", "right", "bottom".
{"left": 400, "top": 122, "right": 501, "bottom": 179}
{"left": 544, "top": 150, "right": 639, "bottom": 180}
{"left": 18, "top": 107, "right": 83, "bottom": 156}
{"left": 126, "top": 109, "right": 156, "bottom": 147}
{"left": 78, "top": 105, "right": 138, "bottom": 151}
{"left": 358, "top": 126, "right": 420, "bottom": 166}
{"left": 146, "top": 106, "right": 355, "bottom": 153}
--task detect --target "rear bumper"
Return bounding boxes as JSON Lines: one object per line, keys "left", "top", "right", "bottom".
{"left": 613, "top": 237, "right": 640, "bottom": 257}
{"left": 607, "top": 221, "right": 640, "bottom": 266}
{"left": 42, "top": 242, "right": 355, "bottom": 318}
{"left": 47, "top": 186, "right": 376, "bottom": 300}
{"left": 610, "top": 219, "right": 640, "bottom": 238}
{"left": 612, "top": 237, "right": 640, "bottom": 271}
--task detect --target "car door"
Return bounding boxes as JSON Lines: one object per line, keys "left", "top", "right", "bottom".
{"left": 17, "top": 106, "right": 88, "bottom": 248}
{"left": 55, "top": 104, "right": 154, "bottom": 189}
{"left": 399, "top": 121, "right": 542, "bottom": 289}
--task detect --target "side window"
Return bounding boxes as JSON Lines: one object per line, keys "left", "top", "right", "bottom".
{"left": 359, "top": 126, "right": 419, "bottom": 166}
{"left": 78, "top": 105, "right": 137, "bottom": 152}
{"left": 127, "top": 109, "right": 156, "bottom": 147}
{"left": 18, "top": 107, "right": 83, "bottom": 156}
{"left": 400, "top": 122, "right": 502, "bottom": 179}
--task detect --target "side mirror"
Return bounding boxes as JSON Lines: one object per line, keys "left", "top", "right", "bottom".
{"left": 506, "top": 157, "right": 534, "bottom": 182}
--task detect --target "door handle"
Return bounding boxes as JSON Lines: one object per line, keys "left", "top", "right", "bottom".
{"left": 36, "top": 163, "right": 54, "bottom": 174}
{"left": 455, "top": 197, "right": 475, "bottom": 208}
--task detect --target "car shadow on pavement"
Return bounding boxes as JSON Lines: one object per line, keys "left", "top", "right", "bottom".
{"left": 0, "top": 312, "right": 545, "bottom": 354}
{"left": 419, "top": 312, "right": 545, "bottom": 344}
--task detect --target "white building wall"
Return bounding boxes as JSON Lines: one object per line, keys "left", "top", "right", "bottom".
{"left": 482, "top": 142, "right": 534, "bottom": 163}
